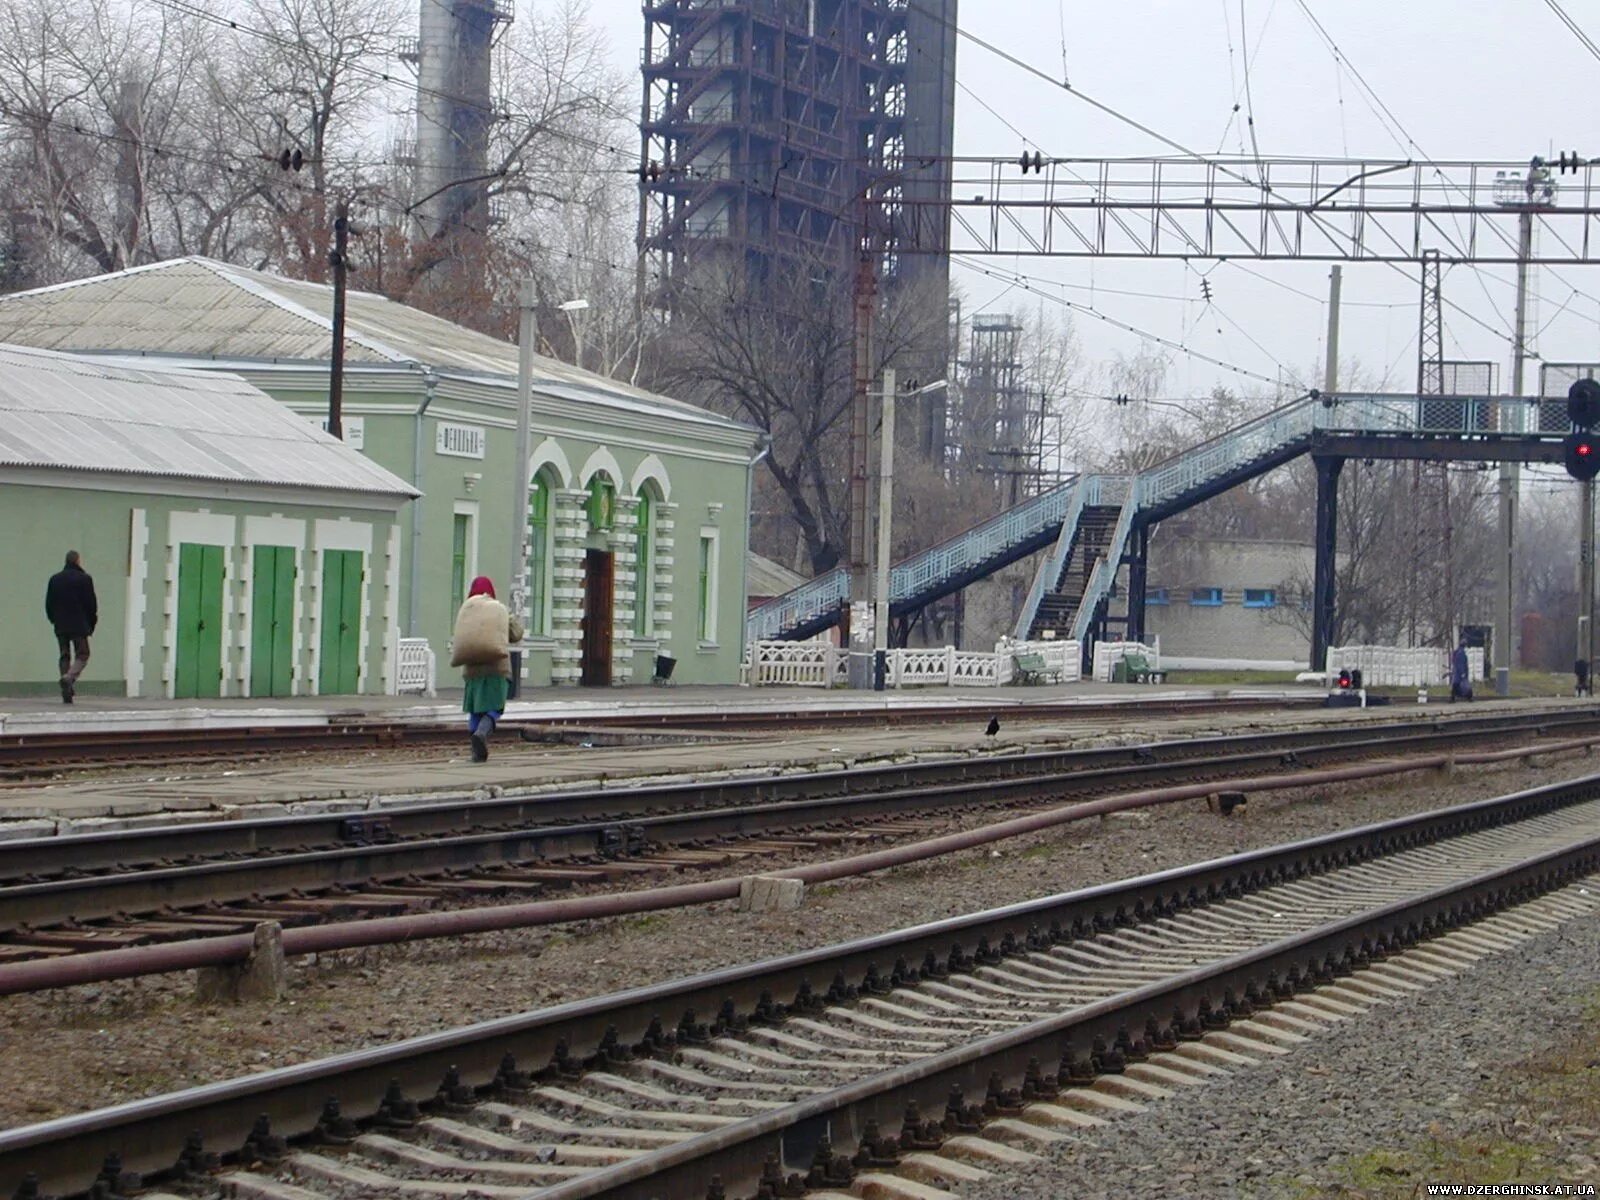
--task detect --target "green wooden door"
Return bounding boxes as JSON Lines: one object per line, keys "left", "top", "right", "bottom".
{"left": 250, "top": 546, "right": 296, "bottom": 697}
{"left": 318, "top": 550, "right": 364, "bottom": 694}
{"left": 175, "top": 543, "right": 225, "bottom": 699}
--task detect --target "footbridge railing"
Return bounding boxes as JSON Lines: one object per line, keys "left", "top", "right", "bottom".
{"left": 752, "top": 391, "right": 1564, "bottom": 645}
{"left": 747, "top": 476, "right": 1079, "bottom": 643}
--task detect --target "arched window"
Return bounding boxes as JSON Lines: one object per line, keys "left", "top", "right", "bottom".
{"left": 527, "top": 467, "right": 557, "bottom": 636}
{"left": 634, "top": 486, "right": 655, "bottom": 637}
{"left": 586, "top": 474, "right": 616, "bottom": 532}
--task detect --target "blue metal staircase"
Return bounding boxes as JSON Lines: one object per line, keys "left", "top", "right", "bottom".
{"left": 745, "top": 476, "right": 1080, "bottom": 643}
{"left": 749, "top": 392, "right": 1568, "bottom": 646}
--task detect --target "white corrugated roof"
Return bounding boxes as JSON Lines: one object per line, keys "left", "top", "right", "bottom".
{"left": 0, "top": 258, "right": 742, "bottom": 431}
{"left": 0, "top": 343, "right": 418, "bottom": 498}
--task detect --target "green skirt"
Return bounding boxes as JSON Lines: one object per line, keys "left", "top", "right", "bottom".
{"left": 462, "top": 675, "right": 510, "bottom": 715}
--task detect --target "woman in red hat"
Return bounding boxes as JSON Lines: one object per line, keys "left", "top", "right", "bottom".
{"left": 450, "top": 576, "right": 524, "bottom": 761}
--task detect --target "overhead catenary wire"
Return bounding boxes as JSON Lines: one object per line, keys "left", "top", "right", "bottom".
{"left": 908, "top": 0, "right": 1584, "bottom": 375}
{"left": 1217, "top": 0, "right": 1243, "bottom": 155}
{"left": 1539, "top": 0, "right": 1600, "bottom": 64}
{"left": 953, "top": 255, "right": 1281, "bottom": 386}
{"left": 1238, "top": 0, "right": 1269, "bottom": 183}
{"left": 152, "top": 0, "right": 634, "bottom": 167}
{"left": 1294, "top": 0, "right": 1600, "bottom": 316}
{"left": 12, "top": 2, "right": 1591, "bottom": 394}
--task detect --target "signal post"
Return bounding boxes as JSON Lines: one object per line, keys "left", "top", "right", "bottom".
{"left": 1565, "top": 380, "right": 1600, "bottom": 689}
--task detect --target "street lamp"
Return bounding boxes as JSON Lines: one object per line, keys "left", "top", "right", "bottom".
{"left": 871, "top": 372, "right": 948, "bottom": 690}
{"left": 558, "top": 298, "right": 590, "bottom": 369}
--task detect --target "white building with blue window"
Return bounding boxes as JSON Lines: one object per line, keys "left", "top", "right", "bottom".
{"left": 1144, "top": 537, "right": 1313, "bottom": 666}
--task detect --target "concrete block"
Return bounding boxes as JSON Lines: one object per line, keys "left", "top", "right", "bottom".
{"left": 737, "top": 875, "right": 804, "bottom": 913}
{"left": 224, "top": 804, "right": 293, "bottom": 821}
{"left": 283, "top": 800, "right": 368, "bottom": 816}
{"left": 0, "top": 819, "right": 60, "bottom": 842}
{"left": 197, "top": 921, "right": 288, "bottom": 1004}
{"left": 57, "top": 810, "right": 224, "bottom": 837}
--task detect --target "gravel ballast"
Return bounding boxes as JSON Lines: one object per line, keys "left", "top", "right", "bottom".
{"left": 962, "top": 890, "right": 1600, "bottom": 1200}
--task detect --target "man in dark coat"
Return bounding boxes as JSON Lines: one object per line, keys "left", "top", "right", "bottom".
{"left": 1450, "top": 640, "right": 1473, "bottom": 703}
{"left": 45, "top": 550, "right": 97, "bottom": 703}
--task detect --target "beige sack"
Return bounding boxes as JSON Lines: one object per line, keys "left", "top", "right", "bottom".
{"left": 451, "top": 596, "right": 511, "bottom": 667}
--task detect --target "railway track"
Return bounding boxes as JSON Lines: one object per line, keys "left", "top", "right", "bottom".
{"left": 4, "top": 776, "right": 1598, "bottom": 1198}
{"left": 1, "top": 710, "right": 1596, "bottom": 965}
{"left": 0, "top": 694, "right": 1321, "bottom": 776}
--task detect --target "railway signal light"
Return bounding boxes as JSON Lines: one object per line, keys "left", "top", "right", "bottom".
{"left": 1569, "top": 378, "right": 1600, "bottom": 428}
{"left": 1564, "top": 433, "right": 1600, "bottom": 481}
{"left": 1565, "top": 379, "right": 1600, "bottom": 481}
{"left": 277, "top": 148, "right": 304, "bottom": 172}
{"left": 1337, "top": 669, "right": 1352, "bottom": 689}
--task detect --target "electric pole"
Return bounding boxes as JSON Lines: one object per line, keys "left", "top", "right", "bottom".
{"left": 1494, "top": 157, "right": 1555, "bottom": 696}
{"left": 327, "top": 199, "right": 351, "bottom": 440}
{"left": 1322, "top": 265, "right": 1341, "bottom": 394}
{"left": 846, "top": 246, "right": 877, "bottom": 688}
{"left": 511, "top": 279, "right": 538, "bottom": 623}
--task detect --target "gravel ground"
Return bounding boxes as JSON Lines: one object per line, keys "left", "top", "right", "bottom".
{"left": 0, "top": 753, "right": 1594, "bottom": 1129}
{"left": 962, "top": 889, "right": 1600, "bottom": 1200}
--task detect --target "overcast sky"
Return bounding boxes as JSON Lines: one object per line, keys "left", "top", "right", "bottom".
{"left": 578, "top": 1, "right": 1599, "bottom": 423}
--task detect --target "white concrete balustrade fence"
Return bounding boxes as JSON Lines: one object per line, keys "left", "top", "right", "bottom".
{"left": 995, "top": 638, "right": 1084, "bottom": 684}
{"left": 1326, "top": 645, "right": 1486, "bottom": 688}
{"left": 394, "top": 638, "right": 437, "bottom": 696}
{"left": 743, "top": 639, "right": 1083, "bottom": 688}
{"left": 743, "top": 640, "right": 848, "bottom": 688}
{"left": 1091, "top": 640, "right": 1161, "bottom": 683}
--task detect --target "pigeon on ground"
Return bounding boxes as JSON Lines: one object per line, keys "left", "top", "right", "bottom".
{"left": 985, "top": 716, "right": 1001, "bottom": 737}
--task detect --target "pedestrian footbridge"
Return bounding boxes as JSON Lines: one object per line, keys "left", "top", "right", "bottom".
{"left": 746, "top": 392, "right": 1567, "bottom": 662}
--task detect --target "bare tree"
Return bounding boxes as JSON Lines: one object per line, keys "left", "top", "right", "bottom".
{"left": 1514, "top": 485, "right": 1580, "bottom": 671}
{"left": 0, "top": 0, "right": 205, "bottom": 276}
{"left": 389, "top": 0, "right": 631, "bottom": 327}
{"left": 654, "top": 253, "right": 946, "bottom": 574}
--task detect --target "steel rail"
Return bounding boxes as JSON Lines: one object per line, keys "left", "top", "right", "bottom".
{"left": 4, "top": 706, "right": 1592, "bottom": 885}
{"left": 3, "top": 733, "right": 1594, "bottom": 997}
{"left": 2, "top": 772, "right": 1597, "bottom": 1195}
{"left": 532, "top": 836, "right": 1600, "bottom": 1200}
{"left": 2, "top": 715, "right": 1594, "bottom": 936}
{"left": 0, "top": 695, "right": 1321, "bottom": 772}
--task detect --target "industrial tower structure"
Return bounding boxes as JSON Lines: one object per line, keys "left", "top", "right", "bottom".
{"left": 404, "top": 0, "right": 510, "bottom": 238}
{"left": 637, "top": 0, "right": 958, "bottom": 332}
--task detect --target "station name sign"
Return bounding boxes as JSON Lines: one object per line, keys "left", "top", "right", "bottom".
{"left": 436, "top": 422, "right": 486, "bottom": 460}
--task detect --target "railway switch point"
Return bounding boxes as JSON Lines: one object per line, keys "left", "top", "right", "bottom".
{"left": 738, "top": 875, "right": 804, "bottom": 913}
{"left": 196, "top": 921, "right": 287, "bottom": 1003}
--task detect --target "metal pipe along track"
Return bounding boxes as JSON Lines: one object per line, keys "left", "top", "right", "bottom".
{"left": 3, "top": 772, "right": 1599, "bottom": 1196}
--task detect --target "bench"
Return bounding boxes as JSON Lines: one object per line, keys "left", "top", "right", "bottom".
{"left": 1014, "top": 651, "right": 1063, "bottom": 686}
{"left": 1121, "top": 652, "right": 1167, "bottom": 685}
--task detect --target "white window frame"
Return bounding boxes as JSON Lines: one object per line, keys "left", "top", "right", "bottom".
{"left": 697, "top": 526, "right": 720, "bottom": 648}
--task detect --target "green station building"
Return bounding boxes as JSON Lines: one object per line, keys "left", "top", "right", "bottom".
{"left": 0, "top": 258, "right": 764, "bottom": 693}
{"left": 0, "top": 343, "right": 416, "bottom": 697}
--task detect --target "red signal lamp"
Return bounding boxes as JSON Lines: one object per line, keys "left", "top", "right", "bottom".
{"left": 1565, "top": 432, "right": 1600, "bottom": 481}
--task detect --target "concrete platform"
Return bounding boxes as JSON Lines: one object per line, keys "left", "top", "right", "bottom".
{"left": 0, "top": 681, "right": 1321, "bottom": 737}
{"left": 1, "top": 685, "right": 1559, "bottom": 834}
